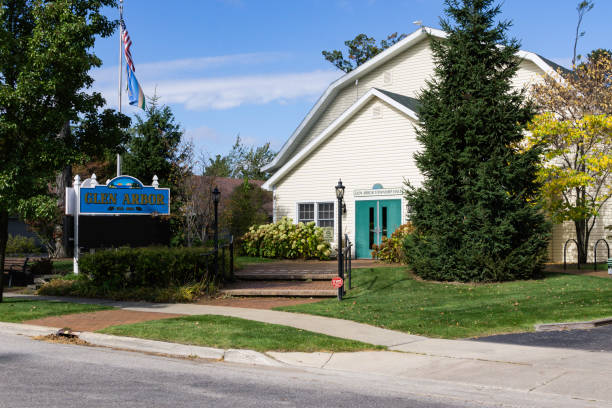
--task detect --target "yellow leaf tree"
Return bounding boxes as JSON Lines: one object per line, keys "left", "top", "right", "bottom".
{"left": 527, "top": 50, "right": 612, "bottom": 263}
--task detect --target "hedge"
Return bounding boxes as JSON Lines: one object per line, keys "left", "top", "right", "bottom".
{"left": 78, "top": 246, "right": 223, "bottom": 291}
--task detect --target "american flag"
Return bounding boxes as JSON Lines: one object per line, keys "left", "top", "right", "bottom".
{"left": 120, "top": 20, "right": 135, "bottom": 72}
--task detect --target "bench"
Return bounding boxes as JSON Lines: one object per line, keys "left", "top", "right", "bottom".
{"left": 3, "top": 257, "right": 32, "bottom": 287}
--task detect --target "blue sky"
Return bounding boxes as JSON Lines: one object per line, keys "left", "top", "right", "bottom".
{"left": 90, "top": 0, "right": 612, "bottom": 170}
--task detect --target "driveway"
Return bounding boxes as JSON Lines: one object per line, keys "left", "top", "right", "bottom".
{"left": 473, "top": 324, "right": 612, "bottom": 352}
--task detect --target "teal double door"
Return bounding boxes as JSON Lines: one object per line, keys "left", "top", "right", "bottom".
{"left": 355, "top": 199, "right": 401, "bottom": 258}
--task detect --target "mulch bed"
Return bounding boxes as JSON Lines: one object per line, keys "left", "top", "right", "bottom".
{"left": 23, "top": 310, "right": 185, "bottom": 332}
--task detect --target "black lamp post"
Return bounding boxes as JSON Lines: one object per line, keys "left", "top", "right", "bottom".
{"left": 335, "top": 179, "right": 345, "bottom": 301}
{"left": 212, "top": 187, "right": 220, "bottom": 277}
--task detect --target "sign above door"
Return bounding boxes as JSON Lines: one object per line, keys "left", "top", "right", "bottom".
{"left": 353, "top": 187, "right": 402, "bottom": 197}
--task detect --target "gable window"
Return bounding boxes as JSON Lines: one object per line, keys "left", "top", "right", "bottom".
{"left": 297, "top": 202, "right": 334, "bottom": 228}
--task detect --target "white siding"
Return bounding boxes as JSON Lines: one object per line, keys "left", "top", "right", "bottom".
{"left": 549, "top": 202, "right": 612, "bottom": 264}
{"left": 293, "top": 39, "right": 435, "bottom": 154}
{"left": 273, "top": 36, "right": 591, "bottom": 263}
{"left": 274, "top": 99, "right": 420, "bottom": 253}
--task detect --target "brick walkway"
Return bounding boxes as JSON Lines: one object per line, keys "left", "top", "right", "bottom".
{"left": 224, "top": 259, "right": 393, "bottom": 297}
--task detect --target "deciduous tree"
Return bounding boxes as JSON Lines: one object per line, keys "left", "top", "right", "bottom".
{"left": 322, "top": 32, "right": 407, "bottom": 73}
{"left": 0, "top": 0, "right": 129, "bottom": 301}
{"left": 527, "top": 50, "right": 612, "bottom": 264}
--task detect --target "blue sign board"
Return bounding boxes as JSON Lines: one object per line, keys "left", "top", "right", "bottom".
{"left": 79, "top": 176, "right": 170, "bottom": 215}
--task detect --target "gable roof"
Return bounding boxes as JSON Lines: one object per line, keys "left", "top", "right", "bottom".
{"left": 262, "top": 88, "right": 418, "bottom": 190}
{"left": 375, "top": 88, "right": 421, "bottom": 113}
{"left": 263, "top": 26, "right": 561, "bottom": 174}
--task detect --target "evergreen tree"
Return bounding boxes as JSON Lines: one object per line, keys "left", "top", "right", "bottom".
{"left": 404, "top": 0, "right": 550, "bottom": 282}
{"left": 123, "top": 95, "right": 189, "bottom": 187}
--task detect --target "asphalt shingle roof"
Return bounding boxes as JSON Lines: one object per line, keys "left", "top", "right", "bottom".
{"left": 375, "top": 88, "right": 421, "bottom": 113}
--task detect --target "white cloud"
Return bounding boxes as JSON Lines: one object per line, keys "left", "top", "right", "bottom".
{"left": 92, "top": 53, "right": 342, "bottom": 111}
{"left": 152, "top": 70, "right": 341, "bottom": 110}
{"left": 184, "top": 125, "right": 222, "bottom": 143}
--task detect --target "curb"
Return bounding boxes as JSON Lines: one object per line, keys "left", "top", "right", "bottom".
{"left": 535, "top": 317, "right": 612, "bottom": 332}
{"left": 0, "top": 322, "right": 283, "bottom": 368}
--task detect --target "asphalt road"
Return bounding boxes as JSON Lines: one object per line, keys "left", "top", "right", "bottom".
{"left": 473, "top": 324, "right": 612, "bottom": 352}
{"left": 0, "top": 332, "right": 480, "bottom": 408}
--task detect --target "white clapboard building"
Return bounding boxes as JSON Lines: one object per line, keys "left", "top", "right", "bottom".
{"left": 262, "top": 27, "right": 611, "bottom": 262}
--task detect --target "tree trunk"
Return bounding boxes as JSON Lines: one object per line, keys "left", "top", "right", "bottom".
{"left": 54, "top": 165, "right": 72, "bottom": 258}
{"left": 0, "top": 210, "right": 9, "bottom": 302}
{"left": 574, "top": 218, "right": 588, "bottom": 265}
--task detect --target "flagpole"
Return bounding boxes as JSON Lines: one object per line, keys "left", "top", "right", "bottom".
{"left": 117, "top": 0, "right": 124, "bottom": 177}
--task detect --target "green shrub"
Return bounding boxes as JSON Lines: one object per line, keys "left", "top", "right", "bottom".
{"left": 6, "top": 234, "right": 41, "bottom": 254}
{"left": 38, "top": 278, "right": 204, "bottom": 302}
{"left": 78, "top": 246, "right": 222, "bottom": 291}
{"left": 371, "top": 223, "right": 414, "bottom": 263}
{"left": 242, "top": 217, "right": 331, "bottom": 260}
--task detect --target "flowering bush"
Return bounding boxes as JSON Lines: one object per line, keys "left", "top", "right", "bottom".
{"left": 371, "top": 223, "right": 414, "bottom": 263}
{"left": 242, "top": 217, "right": 331, "bottom": 260}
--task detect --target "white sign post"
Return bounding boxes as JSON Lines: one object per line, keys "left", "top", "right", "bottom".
{"left": 73, "top": 175, "right": 81, "bottom": 275}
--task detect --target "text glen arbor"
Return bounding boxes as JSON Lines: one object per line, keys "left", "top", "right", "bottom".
{"left": 84, "top": 192, "right": 166, "bottom": 206}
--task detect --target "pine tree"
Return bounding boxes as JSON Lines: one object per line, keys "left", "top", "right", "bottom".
{"left": 404, "top": 0, "right": 550, "bottom": 282}
{"left": 123, "top": 95, "right": 188, "bottom": 187}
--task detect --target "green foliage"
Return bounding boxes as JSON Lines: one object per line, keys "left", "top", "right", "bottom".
{"left": 77, "top": 246, "right": 223, "bottom": 291}
{"left": 0, "top": 0, "right": 130, "bottom": 300}
{"left": 203, "top": 154, "right": 232, "bottom": 177}
{"left": 242, "top": 217, "right": 331, "bottom": 260}
{"left": 371, "top": 223, "right": 414, "bottom": 263}
{"left": 202, "top": 135, "right": 276, "bottom": 180}
{"left": 5, "top": 234, "right": 41, "bottom": 254}
{"left": 0, "top": 0, "right": 129, "bottom": 216}
{"left": 223, "top": 178, "right": 271, "bottom": 241}
{"left": 404, "top": 0, "right": 550, "bottom": 282}
{"left": 38, "top": 278, "right": 206, "bottom": 303}
{"left": 123, "top": 96, "right": 189, "bottom": 187}
{"left": 322, "top": 32, "right": 406, "bottom": 73}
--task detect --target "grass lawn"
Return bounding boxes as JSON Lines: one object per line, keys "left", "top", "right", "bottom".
{"left": 0, "top": 298, "right": 112, "bottom": 323}
{"left": 99, "top": 314, "right": 384, "bottom": 352}
{"left": 52, "top": 259, "right": 74, "bottom": 274}
{"left": 276, "top": 267, "right": 612, "bottom": 339}
{"left": 235, "top": 256, "right": 279, "bottom": 270}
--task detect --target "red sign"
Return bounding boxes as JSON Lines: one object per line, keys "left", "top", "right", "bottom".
{"left": 331, "top": 277, "right": 344, "bottom": 288}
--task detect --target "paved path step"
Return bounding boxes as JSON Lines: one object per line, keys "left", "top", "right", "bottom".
{"left": 219, "top": 288, "right": 336, "bottom": 297}
{"left": 234, "top": 273, "right": 336, "bottom": 280}
{"left": 220, "top": 280, "right": 337, "bottom": 298}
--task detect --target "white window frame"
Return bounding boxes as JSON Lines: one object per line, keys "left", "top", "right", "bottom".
{"left": 296, "top": 202, "right": 315, "bottom": 224}
{"left": 296, "top": 201, "right": 335, "bottom": 228}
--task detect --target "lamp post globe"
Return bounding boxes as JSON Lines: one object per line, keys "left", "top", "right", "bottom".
{"left": 335, "top": 179, "right": 345, "bottom": 200}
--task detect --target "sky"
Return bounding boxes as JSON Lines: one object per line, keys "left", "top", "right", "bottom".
{"left": 90, "top": 0, "right": 612, "bottom": 171}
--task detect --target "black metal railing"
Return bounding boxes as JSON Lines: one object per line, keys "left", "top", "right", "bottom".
{"left": 563, "top": 239, "right": 580, "bottom": 270}
{"left": 201, "top": 234, "right": 234, "bottom": 295}
{"left": 594, "top": 239, "right": 610, "bottom": 271}
{"left": 343, "top": 234, "right": 353, "bottom": 292}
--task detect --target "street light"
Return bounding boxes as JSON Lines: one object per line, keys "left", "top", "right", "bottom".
{"left": 212, "top": 187, "right": 220, "bottom": 278}
{"left": 335, "top": 179, "right": 345, "bottom": 301}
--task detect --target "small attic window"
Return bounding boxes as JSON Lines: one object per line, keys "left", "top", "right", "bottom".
{"left": 372, "top": 104, "right": 382, "bottom": 118}
{"left": 383, "top": 70, "right": 392, "bottom": 85}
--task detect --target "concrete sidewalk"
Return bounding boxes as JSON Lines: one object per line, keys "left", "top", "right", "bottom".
{"left": 7, "top": 293, "right": 612, "bottom": 405}
{"left": 6, "top": 293, "right": 426, "bottom": 347}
